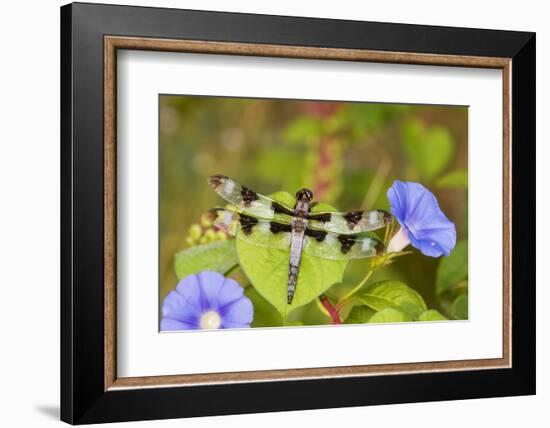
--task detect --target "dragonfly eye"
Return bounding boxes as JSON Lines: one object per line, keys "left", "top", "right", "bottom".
{"left": 296, "top": 188, "right": 314, "bottom": 202}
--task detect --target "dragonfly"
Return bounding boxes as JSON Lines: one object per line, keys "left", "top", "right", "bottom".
{"left": 206, "top": 175, "right": 392, "bottom": 304}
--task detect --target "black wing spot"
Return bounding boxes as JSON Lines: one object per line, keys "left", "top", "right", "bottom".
{"left": 338, "top": 234, "right": 357, "bottom": 254}
{"left": 307, "top": 212, "right": 332, "bottom": 223}
{"left": 271, "top": 201, "right": 295, "bottom": 216}
{"left": 305, "top": 228, "right": 328, "bottom": 242}
{"left": 241, "top": 186, "right": 259, "bottom": 207}
{"left": 381, "top": 210, "right": 393, "bottom": 224}
{"left": 343, "top": 211, "right": 364, "bottom": 228}
{"left": 239, "top": 213, "right": 258, "bottom": 235}
{"left": 270, "top": 221, "right": 292, "bottom": 234}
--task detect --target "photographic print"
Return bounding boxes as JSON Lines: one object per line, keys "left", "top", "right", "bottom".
{"left": 159, "top": 95, "right": 468, "bottom": 331}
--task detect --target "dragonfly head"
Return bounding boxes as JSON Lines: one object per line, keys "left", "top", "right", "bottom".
{"left": 296, "top": 188, "right": 314, "bottom": 203}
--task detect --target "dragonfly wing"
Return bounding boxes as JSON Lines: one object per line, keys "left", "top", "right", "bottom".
{"left": 307, "top": 210, "right": 392, "bottom": 234}
{"left": 206, "top": 208, "right": 240, "bottom": 236}
{"left": 303, "top": 228, "right": 384, "bottom": 260}
{"left": 207, "top": 208, "right": 292, "bottom": 249}
{"left": 208, "top": 175, "right": 295, "bottom": 220}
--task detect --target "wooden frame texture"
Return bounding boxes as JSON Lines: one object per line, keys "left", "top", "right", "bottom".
{"left": 104, "top": 36, "right": 512, "bottom": 390}
{"left": 62, "top": 2, "right": 535, "bottom": 424}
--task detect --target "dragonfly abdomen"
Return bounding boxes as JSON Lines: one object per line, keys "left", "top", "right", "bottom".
{"left": 287, "top": 221, "right": 306, "bottom": 304}
{"left": 287, "top": 263, "right": 300, "bottom": 304}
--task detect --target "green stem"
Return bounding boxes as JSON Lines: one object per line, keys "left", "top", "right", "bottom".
{"left": 336, "top": 270, "right": 374, "bottom": 310}
{"left": 334, "top": 222, "right": 394, "bottom": 310}
{"left": 335, "top": 250, "right": 412, "bottom": 311}
{"left": 224, "top": 264, "right": 241, "bottom": 277}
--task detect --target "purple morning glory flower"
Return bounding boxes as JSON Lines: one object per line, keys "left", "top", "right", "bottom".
{"left": 161, "top": 271, "right": 253, "bottom": 331}
{"left": 387, "top": 180, "right": 456, "bottom": 257}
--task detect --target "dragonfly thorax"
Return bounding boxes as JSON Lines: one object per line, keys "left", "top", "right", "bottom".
{"left": 295, "top": 188, "right": 314, "bottom": 203}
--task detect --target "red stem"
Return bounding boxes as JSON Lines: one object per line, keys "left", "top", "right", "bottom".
{"left": 320, "top": 295, "right": 342, "bottom": 324}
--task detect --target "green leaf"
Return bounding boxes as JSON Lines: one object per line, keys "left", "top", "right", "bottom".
{"left": 359, "top": 280, "right": 427, "bottom": 319}
{"left": 418, "top": 309, "right": 448, "bottom": 321}
{"left": 245, "top": 287, "right": 284, "bottom": 327}
{"left": 344, "top": 305, "right": 375, "bottom": 324}
{"left": 368, "top": 308, "right": 413, "bottom": 323}
{"left": 267, "top": 191, "right": 296, "bottom": 208}
{"left": 436, "top": 169, "right": 468, "bottom": 188}
{"left": 402, "top": 120, "right": 455, "bottom": 180}
{"left": 236, "top": 192, "right": 348, "bottom": 318}
{"left": 174, "top": 240, "right": 238, "bottom": 280}
{"left": 451, "top": 295, "right": 468, "bottom": 319}
{"left": 436, "top": 240, "right": 468, "bottom": 294}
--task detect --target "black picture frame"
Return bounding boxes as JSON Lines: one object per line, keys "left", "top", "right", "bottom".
{"left": 61, "top": 2, "right": 535, "bottom": 424}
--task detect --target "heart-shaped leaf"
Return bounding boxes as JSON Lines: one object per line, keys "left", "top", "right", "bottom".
{"left": 418, "top": 309, "right": 448, "bottom": 321}
{"left": 236, "top": 192, "right": 348, "bottom": 318}
{"left": 174, "top": 239, "right": 238, "bottom": 280}
{"left": 368, "top": 308, "right": 413, "bottom": 323}
{"left": 359, "top": 280, "right": 427, "bottom": 319}
{"left": 344, "top": 305, "right": 375, "bottom": 324}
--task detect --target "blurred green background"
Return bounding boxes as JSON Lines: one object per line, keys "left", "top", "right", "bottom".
{"left": 160, "top": 95, "right": 468, "bottom": 321}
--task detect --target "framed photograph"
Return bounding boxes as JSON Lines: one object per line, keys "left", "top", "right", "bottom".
{"left": 60, "top": 2, "right": 535, "bottom": 424}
